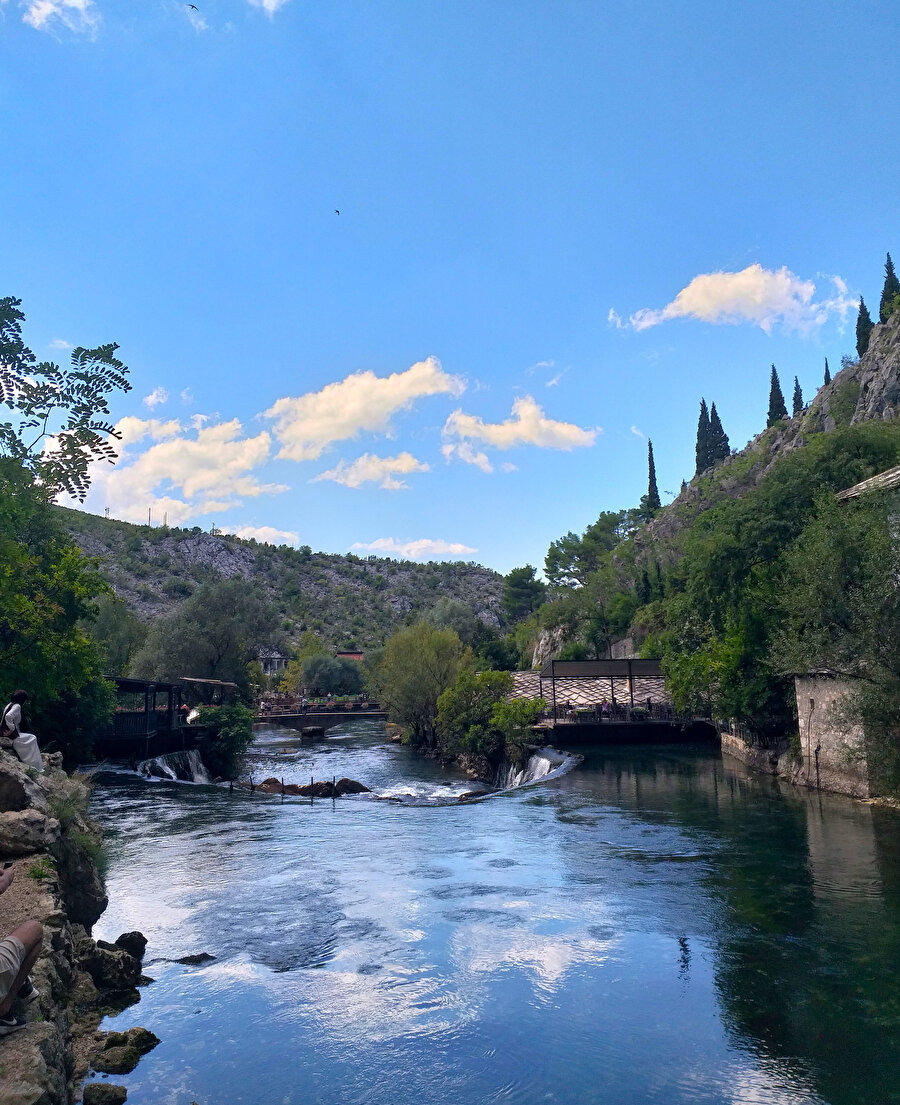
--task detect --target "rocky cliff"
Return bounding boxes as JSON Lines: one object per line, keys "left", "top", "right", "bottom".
{"left": 0, "top": 754, "right": 154, "bottom": 1105}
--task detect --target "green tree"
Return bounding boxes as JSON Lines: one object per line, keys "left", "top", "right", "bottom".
{"left": 823, "top": 358, "right": 831, "bottom": 386}
{"left": 0, "top": 296, "right": 131, "bottom": 500}
{"left": 501, "top": 565, "right": 546, "bottom": 622}
{"left": 792, "top": 376, "right": 803, "bottom": 416}
{"left": 196, "top": 703, "right": 255, "bottom": 778}
{"left": 766, "top": 365, "right": 788, "bottom": 426}
{"left": 424, "top": 597, "right": 479, "bottom": 645}
{"left": 708, "top": 403, "right": 730, "bottom": 463}
{"left": 857, "top": 297, "right": 874, "bottom": 357}
{"left": 369, "top": 623, "right": 470, "bottom": 748}
{"left": 489, "top": 696, "right": 545, "bottom": 766}
{"left": 130, "top": 578, "right": 279, "bottom": 697}
{"left": 279, "top": 632, "right": 328, "bottom": 692}
{"left": 545, "top": 510, "right": 637, "bottom": 588}
{"left": 436, "top": 669, "right": 513, "bottom": 762}
{"left": 880, "top": 253, "right": 900, "bottom": 323}
{"left": 640, "top": 440, "right": 661, "bottom": 516}
{"left": 695, "top": 398, "right": 711, "bottom": 475}
{"left": 301, "top": 654, "right": 363, "bottom": 696}
{"left": 0, "top": 460, "right": 114, "bottom": 763}
{"left": 85, "top": 594, "right": 147, "bottom": 676}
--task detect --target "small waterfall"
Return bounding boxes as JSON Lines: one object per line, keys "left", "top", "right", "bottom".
{"left": 492, "top": 748, "right": 577, "bottom": 791}
{"left": 137, "top": 749, "right": 212, "bottom": 784}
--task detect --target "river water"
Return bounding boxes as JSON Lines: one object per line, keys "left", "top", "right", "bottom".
{"left": 85, "top": 722, "right": 900, "bottom": 1105}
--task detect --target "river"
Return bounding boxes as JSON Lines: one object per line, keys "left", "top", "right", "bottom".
{"left": 85, "top": 721, "right": 900, "bottom": 1105}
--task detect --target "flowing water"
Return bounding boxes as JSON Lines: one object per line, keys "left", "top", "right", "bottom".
{"left": 85, "top": 721, "right": 900, "bottom": 1105}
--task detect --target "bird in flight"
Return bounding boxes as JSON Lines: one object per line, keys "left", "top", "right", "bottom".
{"left": 187, "top": 3, "right": 199, "bottom": 10}
{"left": 335, "top": 209, "right": 340, "bottom": 215}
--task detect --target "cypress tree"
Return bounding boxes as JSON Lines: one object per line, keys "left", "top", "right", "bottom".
{"left": 880, "top": 253, "right": 900, "bottom": 323}
{"left": 792, "top": 376, "right": 803, "bottom": 415}
{"left": 767, "top": 365, "right": 788, "bottom": 427}
{"left": 857, "top": 297, "right": 874, "bottom": 357}
{"left": 695, "top": 398, "right": 711, "bottom": 476}
{"left": 823, "top": 358, "right": 831, "bottom": 385}
{"left": 708, "top": 402, "right": 729, "bottom": 463}
{"left": 645, "top": 439, "right": 661, "bottom": 513}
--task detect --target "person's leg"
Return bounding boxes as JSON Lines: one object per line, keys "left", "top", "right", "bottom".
{"left": 0, "top": 922, "right": 43, "bottom": 1019}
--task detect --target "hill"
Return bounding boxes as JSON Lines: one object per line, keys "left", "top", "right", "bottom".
{"left": 58, "top": 509, "right": 503, "bottom": 650}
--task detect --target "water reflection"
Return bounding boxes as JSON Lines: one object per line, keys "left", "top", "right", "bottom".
{"left": 85, "top": 728, "right": 900, "bottom": 1105}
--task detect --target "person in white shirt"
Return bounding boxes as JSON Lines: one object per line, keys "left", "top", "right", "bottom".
{"left": 0, "top": 692, "right": 43, "bottom": 773}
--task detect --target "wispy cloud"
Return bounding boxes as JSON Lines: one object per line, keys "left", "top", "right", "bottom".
{"left": 351, "top": 537, "right": 477, "bottom": 561}
{"left": 184, "top": 4, "right": 207, "bottom": 31}
{"left": 610, "top": 264, "right": 855, "bottom": 335}
{"left": 247, "top": 0, "right": 292, "bottom": 14}
{"left": 441, "top": 442, "right": 494, "bottom": 473}
{"left": 22, "top": 0, "right": 99, "bottom": 34}
{"left": 264, "top": 357, "right": 465, "bottom": 463}
{"left": 143, "top": 386, "right": 169, "bottom": 410}
{"left": 630, "top": 425, "right": 644, "bottom": 438}
{"left": 49, "top": 338, "right": 71, "bottom": 350}
{"left": 443, "top": 395, "right": 597, "bottom": 453}
{"left": 227, "top": 525, "right": 299, "bottom": 546}
{"left": 180, "top": 388, "right": 194, "bottom": 404}
{"left": 313, "top": 452, "right": 429, "bottom": 490}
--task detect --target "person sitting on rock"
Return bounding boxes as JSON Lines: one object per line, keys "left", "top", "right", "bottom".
{"left": 0, "top": 865, "right": 43, "bottom": 1035}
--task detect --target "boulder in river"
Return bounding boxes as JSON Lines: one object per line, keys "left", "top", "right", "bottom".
{"left": 114, "top": 931, "right": 147, "bottom": 962}
{"left": 83, "top": 1084, "right": 128, "bottom": 1105}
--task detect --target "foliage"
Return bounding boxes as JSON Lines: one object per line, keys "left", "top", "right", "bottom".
{"left": 84, "top": 594, "right": 147, "bottom": 676}
{"left": 695, "top": 398, "right": 711, "bottom": 475}
{"left": 641, "top": 440, "right": 661, "bottom": 516}
{"left": 766, "top": 365, "right": 788, "bottom": 427}
{"left": 368, "top": 623, "right": 470, "bottom": 749}
{"left": 424, "top": 598, "right": 480, "bottom": 645}
{"left": 278, "top": 632, "right": 329, "bottom": 692}
{"left": 829, "top": 379, "right": 860, "bottom": 428}
{"left": 880, "top": 253, "right": 900, "bottom": 323}
{"left": 436, "top": 670, "right": 513, "bottom": 761}
{"left": 792, "top": 376, "right": 803, "bottom": 415}
{"left": 857, "top": 297, "right": 874, "bottom": 357}
{"left": 0, "top": 296, "right": 130, "bottom": 501}
{"left": 301, "top": 654, "right": 363, "bottom": 695}
{"left": 196, "top": 703, "right": 255, "bottom": 778}
{"left": 129, "top": 578, "right": 280, "bottom": 697}
{"left": 545, "top": 510, "right": 637, "bottom": 588}
{"left": 708, "top": 403, "right": 729, "bottom": 464}
{"left": 0, "top": 460, "right": 114, "bottom": 764}
{"left": 501, "top": 565, "right": 546, "bottom": 623}
{"left": 489, "top": 696, "right": 545, "bottom": 766}
{"left": 28, "top": 857, "right": 56, "bottom": 880}
{"left": 823, "top": 358, "right": 831, "bottom": 386}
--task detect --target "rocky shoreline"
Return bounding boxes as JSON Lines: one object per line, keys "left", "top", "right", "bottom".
{"left": 0, "top": 749, "right": 156, "bottom": 1105}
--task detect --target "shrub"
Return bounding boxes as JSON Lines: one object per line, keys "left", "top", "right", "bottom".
{"left": 197, "top": 703, "right": 255, "bottom": 778}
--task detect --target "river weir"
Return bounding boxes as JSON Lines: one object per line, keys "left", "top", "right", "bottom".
{"left": 85, "top": 720, "right": 900, "bottom": 1104}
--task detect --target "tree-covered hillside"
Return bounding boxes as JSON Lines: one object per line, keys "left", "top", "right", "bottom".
{"left": 58, "top": 507, "right": 503, "bottom": 651}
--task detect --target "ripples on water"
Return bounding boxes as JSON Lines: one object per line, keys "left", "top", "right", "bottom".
{"left": 85, "top": 723, "right": 900, "bottom": 1105}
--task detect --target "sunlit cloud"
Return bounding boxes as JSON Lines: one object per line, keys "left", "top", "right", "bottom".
{"left": 71, "top": 416, "right": 285, "bottom": 526}
{"left": 351, "top": 537, "right": 477, "bottom": 560}
{"left": 226, "top": 524, "right": 299, "bottom": 546}
{"left": 313, "top": 452, "right": 429, "bottom": 490}
{"left": 142, "top": 386, "right": 169, "bottom": 410}
{"left": 247, "top": 0, "right": 295, "bottom": 15}
{"left": 611, "top": 264, "right": 856, "bottom": 335}
{"left": 48, "top": 338, "right": 71, "bottom": 350}
{"left": 22, "top": 0, "right": 99, "bottom": 33}
{"left": 264, "top": 357, "right": 465, "bottom": 462}
{"left": 443, "top": 395, "right": 597, "bottom": 452}
{"left": 630, "top": 425, "right": 644, "bottom": 438}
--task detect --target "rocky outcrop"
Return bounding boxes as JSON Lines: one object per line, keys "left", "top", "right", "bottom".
{"left": 249, "top": 776, "right": 371, "bottom": 797}
{"left": 0, "top": 751, "right": 156, "bottom": 1105}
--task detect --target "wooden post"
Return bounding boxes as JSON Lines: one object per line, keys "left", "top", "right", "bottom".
{"left": 628, "top": 660, "right": 634, "bottom": 709}
{"left": 550, "top": 662, "right": 557, "bottom": 722}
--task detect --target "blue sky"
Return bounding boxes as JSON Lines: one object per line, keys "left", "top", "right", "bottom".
{"left": 3, "top": 0, "right": 898, "bottom": 573}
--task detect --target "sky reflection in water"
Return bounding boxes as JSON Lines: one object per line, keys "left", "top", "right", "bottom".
{"left": 85, "top": 723, "right": 900, "bottom": 1105}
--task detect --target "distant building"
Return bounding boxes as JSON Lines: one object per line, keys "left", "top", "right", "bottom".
{"left": 258, "top": 648, "right": 290, "bottom": 677}
{"left": 336, "top": 650, "right": 364, "bottom": 662}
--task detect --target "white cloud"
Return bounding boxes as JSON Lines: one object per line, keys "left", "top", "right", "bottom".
{"left": 630, "top": 425, "right": 644, "bottom": 438}
{"left": 227, "top": 525, "right": 299, "bottom": 546}
{"left": 443, "top": 395, "right": 597, "bottom": 452}
{"left": 313, "top": 452, "right": 429, "bottom": 490}
{"left": 77, "top": 416, "right": 285, "bottom": 525}
{"left": 49, "top": 338, "right": 71, "bottom": 350}
{"left": 614, "top": 264, "right": 856, "bottom": 335}
{"left": 142, "top": 386, "right": 169, "bottom": 410}
{"left": 180, "top": 388, "right": 194, "bottom": 405}
{"left": 500, "top": 462, "right": 517, "bottom": 472}
{"left": 22, "top": 0, "right": 99, "bottom": 33}
{"left": 264, "top": 356, "right": 465, "bottom": 462}
{"left": 351, "top": 537, "right": 477, "bottom": 561}
{"left": 184, "top": 4, "right": 207, "bottom": 31}
{"left": 247, "top": 0, "right": 292, "bottom": 14}
{"left": 441, "top": 442, "right": 494, "bottom": 473}
{"left": 545, "top": 372, "right": 564, "bottom": 388}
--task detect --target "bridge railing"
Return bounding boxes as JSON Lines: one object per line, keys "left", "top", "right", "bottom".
{"left": 544, "top": 701, "right": 683, "bottom": 724}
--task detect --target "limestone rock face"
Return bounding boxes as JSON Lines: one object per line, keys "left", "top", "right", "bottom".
{"left": 114, "top": 931, "right": 147, "bottom": 961}
{"left": 82, "top": 1085, "right": 128, "bottom": 1105}
{"left": 76, "top": 936, "right": 142, "bottom": 991}
{"left": 0, "top": 809, "right": 61, "bottom": 856}
{"left": 0, "top": 1022, "right": 67, "bottom": 1105}
{"left": 852, "top": 309, "right": 900, "bottom": 423}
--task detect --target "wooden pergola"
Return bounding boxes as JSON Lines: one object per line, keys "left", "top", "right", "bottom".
{"left": 537, "top": 658, "right": 668, "bottom": 720}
